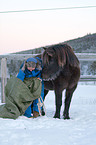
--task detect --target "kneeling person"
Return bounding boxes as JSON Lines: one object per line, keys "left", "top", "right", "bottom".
{"left": 17, "top": 57, "right": 44, "bottom": 118}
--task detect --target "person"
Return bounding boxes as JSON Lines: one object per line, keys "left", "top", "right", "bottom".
{"left": 17, "top": 57, "right": 44, "bottom": 118}
{"left": 0, "top": 57, "right": 44, "bottom": 119}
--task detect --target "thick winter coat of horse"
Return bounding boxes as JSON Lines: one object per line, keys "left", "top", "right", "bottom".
{"left": 38, "top": 44, "right": 80, "bottom": 119}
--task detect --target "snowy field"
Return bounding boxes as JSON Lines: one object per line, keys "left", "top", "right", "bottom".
{"left": 0, "top": 83, "right": 96, "bottom": 145}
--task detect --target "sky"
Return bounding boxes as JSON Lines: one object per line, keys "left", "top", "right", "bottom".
{"left": 0, "top": 0, "right": 96, "bottom": 55}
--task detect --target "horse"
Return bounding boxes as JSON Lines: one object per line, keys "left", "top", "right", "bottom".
{"left": 37, "top": 43, "right": 80, "bottom": 119}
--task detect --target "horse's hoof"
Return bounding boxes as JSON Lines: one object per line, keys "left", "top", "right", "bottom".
{"left": 53, "top": 114, "right": 60, "bottom": 119}
{"left": 41, "top": 110, "right": 45, "bottom": 116}
{"left": 64, "top": 116, "right": 70, "bottom": 120}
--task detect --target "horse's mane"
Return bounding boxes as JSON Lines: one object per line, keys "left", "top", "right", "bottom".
{"left": 42, "top": 44, "right": 79, "bottom": 68}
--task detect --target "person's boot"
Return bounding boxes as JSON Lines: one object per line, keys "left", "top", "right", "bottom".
{"left": 33, "top": 111, "right": 39, "bottom": 118}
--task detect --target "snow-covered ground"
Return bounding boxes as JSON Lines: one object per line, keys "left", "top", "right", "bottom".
{"left": 0, "top": 83, "right": 96, "bottom": 145}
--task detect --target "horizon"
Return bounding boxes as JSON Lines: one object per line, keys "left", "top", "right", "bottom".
{"left": 10, "top": 32, "right": 96, "bottom": 53}
{"left": 0, "top": 32, "right": 95, "bottom": 55}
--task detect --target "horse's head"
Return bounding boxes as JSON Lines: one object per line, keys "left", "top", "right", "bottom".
{"left": 41, "top": 44, "right": 80, "bottom": 81}
{"left": 41, "top": 44, "right": 65, "bottom": 80}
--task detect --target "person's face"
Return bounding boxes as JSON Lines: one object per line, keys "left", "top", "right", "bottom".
{"left": 27, "top": 67, "right": 35, "bottom": 71}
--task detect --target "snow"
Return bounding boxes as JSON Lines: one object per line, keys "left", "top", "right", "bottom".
{"left": 0, "top": 83, "right": 96, "bottom": 145}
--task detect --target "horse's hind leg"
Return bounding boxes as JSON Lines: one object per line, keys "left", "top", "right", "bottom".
{"left": 63, "top": 84, "right": 77, "bottom": 119}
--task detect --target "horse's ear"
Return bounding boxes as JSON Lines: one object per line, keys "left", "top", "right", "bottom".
{"left": 43, "top": 47, "right": 47, "bottom": 50}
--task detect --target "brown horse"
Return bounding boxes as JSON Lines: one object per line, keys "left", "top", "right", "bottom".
{"left": 37, "top": 44, "right": 80, "bottom": 119}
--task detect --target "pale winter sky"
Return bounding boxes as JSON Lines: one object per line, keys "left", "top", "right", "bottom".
{"left": 0, "top": 0, "right": 96, "bottom": 55}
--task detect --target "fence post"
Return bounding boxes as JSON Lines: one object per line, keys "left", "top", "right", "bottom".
{"left": 1, "top": 58, "right": 7, "bottom": 103}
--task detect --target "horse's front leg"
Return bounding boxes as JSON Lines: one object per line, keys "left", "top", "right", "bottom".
{"left": 54, "top": 90, "right": 62, "bottom": 119}
{"left": 63, "top": 85, "right": 77, "bottom": 119}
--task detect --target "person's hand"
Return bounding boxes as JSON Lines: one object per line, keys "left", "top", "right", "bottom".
{"left": 37, "top": 78, "right": 42, "bottom": 81}
{"left": 21, "top": 61, "right": 26, "bottom": 71}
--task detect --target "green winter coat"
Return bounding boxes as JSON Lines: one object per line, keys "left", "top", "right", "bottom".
{"left": 0, "top": 77, "right": 41, "bottom": 119}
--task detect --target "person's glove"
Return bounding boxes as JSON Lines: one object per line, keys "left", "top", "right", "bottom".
{"left": 21, "top": 61, "right": 26, "bottom": 71}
